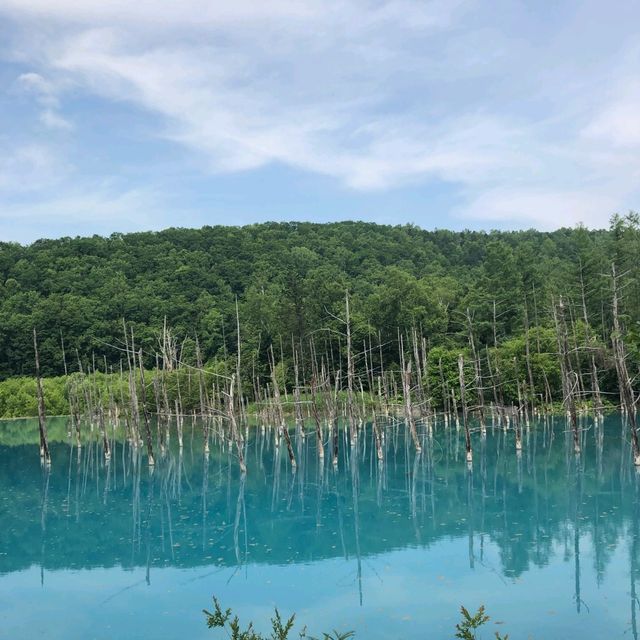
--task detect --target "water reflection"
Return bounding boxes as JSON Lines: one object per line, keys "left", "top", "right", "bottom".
{"left": 1, "top": 414, "right": 640, "bottom": 638}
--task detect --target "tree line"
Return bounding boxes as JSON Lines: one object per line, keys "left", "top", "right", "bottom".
{"left": 1, "top": 215, "right": 639, "bottom": 419}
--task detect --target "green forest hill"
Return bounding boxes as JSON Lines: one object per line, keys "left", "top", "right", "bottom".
{"left": 1, "top": 216, "right": 639, "bottom": 418}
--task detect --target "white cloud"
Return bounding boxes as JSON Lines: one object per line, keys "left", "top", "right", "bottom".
{"left": 17, "top": 71, "right": 58, "bottom": 106}
{"left": 0, "top": 184, "right": 158, "bottom": 223}
{"left": 0, "top": 143, "right": 65, "bottom": 192}
{"left": 0, "top": 183, "right": 164, "bottom": 243}
{"left": 41, "top": 18, "right": 520, "bottom": 191}
{"left": 0, "top": 0, "right": 462, "bottom": 32}
{"left": 460, "top": 188, "right": 619, "bottom": 230}
{"left": 16, "top": 71, "right": 73, "bottom": 130}
{"left": 582, "top": 82, "right": 640, "bottom": 149}
{"left": 39, "top": 108, "right": 73, "bottom": 130}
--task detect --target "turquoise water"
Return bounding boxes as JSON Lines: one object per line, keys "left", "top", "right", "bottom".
{"left": 1, "top": 415, "right": 639, "bottom": 639}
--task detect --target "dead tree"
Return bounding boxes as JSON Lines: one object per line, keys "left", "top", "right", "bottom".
{"left": 554, "top": 297, "right": 581, "bottom": 454}
{"left": 458, "top": 354, "right": 472, "bottom": 463}
{"left": 227, "top": 374, "right": 247, "bottom": 474}
{"left": 514, "top": 378, "right": 523, "bottom": 451}
{"left": 466, "top": 309, "right": 486, "bottom": 434}
{"left": 98, "top": 403, "right": 111, "bottom": 461}
{"left": 292, "top": 341, "right": 304, "bottom": 429}
{"left": 578, "top": 267, "right": 603, "bottom": 416}
{"left": 33, "top": 328, "right": 51, "bottom": 465}
{"left": 365, "top": 335, "right": 384, "bottom": 461}
{"left": 402, "top": 357, "right": 422, "bottom": 453}
{"left": 235, "top": 297, "right": 244, "bottom": 422}
{"left": 123, "top": 321, "right": 140, "bottom": 444}
{"left": 309, "top": 339, "right": 327, "bottom": 460}
{"left": 310, "top": 374, "right": 325, "bottom": 460}
{"left": 345, "top": 291, "right": 357, "bottom": 444}
{"left": 328, "top": 370, "right": 341, "bottom": 466}
{"left": 523, "top": 306, "right": 536, "bottom": 419}
{"left": 611, "top": 264, "right": 640, "bottom": 465}
{"left": 138, "top": 348, "right": 155, "bottom": 467}
{"left": 269, "top": 345, "right": 296, "bottom": 469}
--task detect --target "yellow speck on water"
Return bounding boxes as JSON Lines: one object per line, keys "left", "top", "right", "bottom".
{"left": 547, "top": 610, "right": 557, "bottom": 616}
{"left": 401, "top": 616, "right": 412, "bottom": 621}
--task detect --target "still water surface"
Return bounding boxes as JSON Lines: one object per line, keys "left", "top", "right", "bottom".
{"left": 1, "top": 415, "right": 639, "bottom": 639}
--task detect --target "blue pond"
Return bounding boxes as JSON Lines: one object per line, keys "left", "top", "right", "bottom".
{"left": 1, "top": 415, "right": 639, "bottom": 639}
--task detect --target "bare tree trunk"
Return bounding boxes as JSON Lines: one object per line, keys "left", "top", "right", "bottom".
{"left": 402, "top": 357, "right": 421, "bottom": 452}
{"left": 611, "top": 264, "right": 640, "bottom": 464}
{"left": 329, "top": 371, "right": 340, "bottom": 466}
{"left": 554, "top": 298, "right": 581, "bottom": 454}
{"left": 33, "top": 328, "right": 51, "bottom": 465}
{"left": 235, "top": 297, "right": 243, "bottom": 422}
{"left": 579, "top": 268, "right": 603, "bottom": 416}
{"left": 228, "top": 374, "right": 247, "bottom": 474}
{"left": 123, "top": 321, "right": 140, "bottom": 444}
{"left": 270, "top": 345, "right": 296, "bottom": 469}
{"left": 98, "top": 403, "right": 111, "bottom": 461}
{"left": 466, "top": 309, "right": 486, "bottom": 434}
{"left": 293, "top": 339, "right": 305, "bottom": 429}
{"left": 345, "top": 291, "right": 357, "bottom": 444}
{"left": 523, "top": 306, "right": 536, "bottom": 418}
{"left": 458, "top": 354, "right": 472, "bottom": 463}
{"left": 515, "top": 379, "right": 523, "bottom": 451}
{"left": 365, "top": 335, "right": 384, "bottom": 461}
{"left": 310, "top": 373, "right": 325, "bottom": 460}
{"left": 138, "top": 348, "right": 155, "bottom": 467}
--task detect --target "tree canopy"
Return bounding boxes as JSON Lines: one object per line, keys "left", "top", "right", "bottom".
{"left": 1, "top": 217, "right": 638, "bottom": 404}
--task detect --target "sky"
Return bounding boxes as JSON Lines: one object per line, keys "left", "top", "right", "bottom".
{"left": 0, "top": 0, "right": 639, "bottom": 243}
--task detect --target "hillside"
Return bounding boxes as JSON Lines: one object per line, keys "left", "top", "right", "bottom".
{"left": 1, "top": 218, "right": 639, "bottom": 408}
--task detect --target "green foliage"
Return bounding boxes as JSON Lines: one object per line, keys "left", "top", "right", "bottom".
{"left": 2, "top": 218, "right": 640, "bottom": 415}
{"left": 203, "top": 597, "right": 299, "bottom": 640}
{"left": 455, "top": 605, "right": 489, "bottom": 640}
{"left": 455, "top": 605, "right": 508, "bottom": 640}
{"left": 205, "top": 599, "right": 507, "bottom": 640}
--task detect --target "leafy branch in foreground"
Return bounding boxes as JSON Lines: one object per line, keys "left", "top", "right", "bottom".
{"left": 455, "top": 605, "right": 508, "bottom": 640}
{"left": 203, "top": 596, "right": 345, "bottom": 640}
{"left": 205, "top": 597, "right": 507, "bottom": 640}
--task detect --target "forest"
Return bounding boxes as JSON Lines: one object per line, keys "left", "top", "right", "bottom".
{"left": 1, "top": 215, "right": 639, "bottom": 421}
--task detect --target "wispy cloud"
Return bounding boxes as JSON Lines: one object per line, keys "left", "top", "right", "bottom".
{"left": 16, "top": 71, "right": 73, "bottom": 130}
{"left": 0, "top": 143, "right": 65, "bottom": 192}
{"left": 0, "top": 184, "right": 158, "bottom": 222}
{"left": 0, "top": 182, "right": 164, "bottom": 242}
{"left": 460, "top": 188, "right": 620, "bottom": 231}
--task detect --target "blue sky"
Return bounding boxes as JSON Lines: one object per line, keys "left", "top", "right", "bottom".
{"left": 1, "top": 0, "right": 639, "bottom": 243}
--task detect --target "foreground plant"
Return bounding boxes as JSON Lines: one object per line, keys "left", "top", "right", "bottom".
{"left": 455, "top": 605, "right": 508, "bottom": 640}
{"left": 203, "top": 597, "right": 354, "bottom": 640}
{"left": 204, "top": 598, "right": 507, "bottom": 639}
